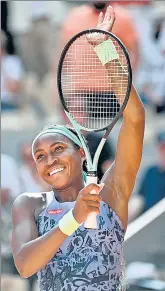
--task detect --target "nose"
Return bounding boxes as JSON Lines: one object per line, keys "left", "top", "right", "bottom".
{"left": 47, "top": 154, "right": 58, "bottom": 166}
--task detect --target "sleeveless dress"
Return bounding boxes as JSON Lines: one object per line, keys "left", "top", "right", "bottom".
{"left": 37, "top": 191, "right": 125, "bottom": 291}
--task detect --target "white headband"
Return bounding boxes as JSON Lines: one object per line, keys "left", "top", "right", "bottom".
{"left": 31, "top": 125, "right": 82, "bottom": 159}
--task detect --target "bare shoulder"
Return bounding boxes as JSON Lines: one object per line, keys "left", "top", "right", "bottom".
{"left": 11, "top": 193, "right": 45, "bottom": 257}
{"left": 12, "top": 192, "right": 44, "bottom": 208}
{"left": 12, "top": 192, "right": 47, "bottom": 221}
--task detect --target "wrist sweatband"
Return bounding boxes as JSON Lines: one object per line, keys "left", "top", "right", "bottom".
{"left": 58, "top": 208, "right": 81, "bottom": 236}
{"left": 94, "top": 39, "right": 119, "bottom": 65}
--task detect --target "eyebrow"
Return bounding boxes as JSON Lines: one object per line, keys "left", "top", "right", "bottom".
{"left": 34, "top": 149, "right": 43, "bottom": 156}
{"left": 34, "top": 141, "right": 67, "bottom": 155}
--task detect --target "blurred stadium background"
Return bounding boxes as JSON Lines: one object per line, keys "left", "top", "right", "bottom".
{"left": 1, "top": 1, "right": 165, "bottom": 291}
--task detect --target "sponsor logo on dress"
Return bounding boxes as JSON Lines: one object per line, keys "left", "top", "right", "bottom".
{"left": 48, "top": 209, "right": 63, "bottom": 215}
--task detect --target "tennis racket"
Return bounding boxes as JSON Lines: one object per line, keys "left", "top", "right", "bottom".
{"left": 57, "top": 29, "right": 132, "bottom": 229}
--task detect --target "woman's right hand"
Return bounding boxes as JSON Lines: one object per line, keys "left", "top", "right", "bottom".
{"left": 73, "top": 183, "right": 104, "bottom": 224}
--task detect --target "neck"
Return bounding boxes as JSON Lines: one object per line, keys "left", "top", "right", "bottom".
{"left": 53, "top": 180, "right": 85, "bottom": 202}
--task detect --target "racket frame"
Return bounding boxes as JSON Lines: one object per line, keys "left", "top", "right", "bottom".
{"left": 57, "top": 28, "right": 132, "bottom": 175}
{"left": 58, "top": 28, "right": 132, "bottom": 133}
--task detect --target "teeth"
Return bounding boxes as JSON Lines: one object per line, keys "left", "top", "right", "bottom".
{"left": 49, "top": 168, "right": 64, "bottom": 176}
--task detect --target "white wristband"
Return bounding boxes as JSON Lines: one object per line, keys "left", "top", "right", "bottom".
{"left": 94, "top": 39, "right": 119, "bottom": 65}
{"left": 58, "top": 208, "right": 81, "bottom": 236}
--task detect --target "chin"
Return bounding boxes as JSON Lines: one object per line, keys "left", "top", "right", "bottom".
{"left": 50, "top": 175, "right": 72, "bottom": 190}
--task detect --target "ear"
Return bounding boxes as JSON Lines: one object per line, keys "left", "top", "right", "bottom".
{"left": 79, "top": 147, "right": 86, "bottom": 162}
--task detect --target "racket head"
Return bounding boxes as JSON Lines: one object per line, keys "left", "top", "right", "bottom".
{"left": 57, "top": 28, "right": 132, "bottom": 132}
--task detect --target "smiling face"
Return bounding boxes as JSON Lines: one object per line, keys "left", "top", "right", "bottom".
{"left": 33, "top": 133, "right": 85, "bottom": 190}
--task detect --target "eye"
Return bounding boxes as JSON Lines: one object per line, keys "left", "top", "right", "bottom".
{"left": 53, "top": 146, "right": 64, "bottom": 153}
{"left": 36, "top": 154, "right": 45, "bottom": 161}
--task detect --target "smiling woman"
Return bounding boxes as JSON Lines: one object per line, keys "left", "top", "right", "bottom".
{"left": 31, "top": 124, "right": 86, "bottom": 193}
{"left": 11, "top": 5, "right": 145, "bottom": 291}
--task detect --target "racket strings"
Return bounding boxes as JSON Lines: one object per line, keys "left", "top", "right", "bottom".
{"left": 61, "top": 32, "right": 128, "bottom": 130}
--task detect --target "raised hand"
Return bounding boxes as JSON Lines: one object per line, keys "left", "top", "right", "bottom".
{"left": 87, "top": 5, "right": 115, "bottom": 46}
{"left": 97, "top": 5, "right": 115, "bottom": 32}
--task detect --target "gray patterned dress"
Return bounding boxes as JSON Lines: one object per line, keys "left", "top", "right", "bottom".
{"left": 37, "top": 191, "right": 125, "bottom": 291}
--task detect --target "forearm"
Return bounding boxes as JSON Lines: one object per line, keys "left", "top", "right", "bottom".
{"left": 15, "top": 226, "right": 67, "bottom": 278}
{"left": 123, "top": 85, "right": 145, "bottom": 122}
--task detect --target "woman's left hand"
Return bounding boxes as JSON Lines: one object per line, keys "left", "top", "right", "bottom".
{"left": 87, "top": 5, "right": 116, "bottom": 46}
{"left": 97, "top": 5, "right": 115, "bottom": 32}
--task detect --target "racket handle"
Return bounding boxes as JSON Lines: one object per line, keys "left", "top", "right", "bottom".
{"left": 84, "top": 209, "right": 98, "bottom": 229}
{"left": 84, "top": 175, "right": 98, "bottom": 229}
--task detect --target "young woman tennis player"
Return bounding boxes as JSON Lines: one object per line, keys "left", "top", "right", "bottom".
{"left": 11, "top": 6, "right": 145, "bottom": 291}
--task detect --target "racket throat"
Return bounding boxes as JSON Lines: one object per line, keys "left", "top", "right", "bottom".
{"left": 86, "top": 172, "right": 98, "bottom": 184}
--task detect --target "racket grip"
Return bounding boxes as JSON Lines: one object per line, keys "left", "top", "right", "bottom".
{"left": 84, "top": 208, "right": 98, "bottom": 229}
{"left": 84, "top": 175, "right": 98, "bottom": 229}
